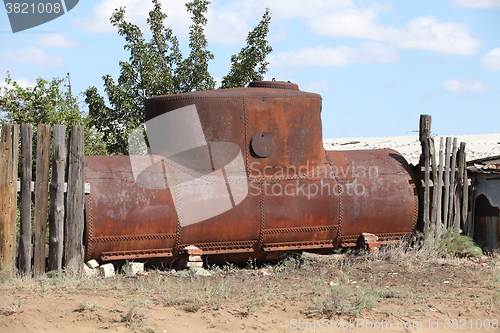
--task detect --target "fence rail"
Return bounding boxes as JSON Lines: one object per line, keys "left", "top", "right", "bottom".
{"left": 419, "top": 115, "right": 469, "bottom": 241}
{"left": 0, "top": 123, "right": 86, "bottom": 277}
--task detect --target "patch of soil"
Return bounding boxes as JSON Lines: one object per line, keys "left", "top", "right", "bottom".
{"left": 1, "top": 252, "right": 499, "bottom": 333}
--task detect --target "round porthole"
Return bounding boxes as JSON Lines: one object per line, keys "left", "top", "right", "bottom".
{"left": 251, "top": 132, "right": 274, "bottom": 158}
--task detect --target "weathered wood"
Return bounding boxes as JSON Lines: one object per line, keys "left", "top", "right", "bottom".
{"left": 419, "top": 115, "right": 432, "bottom": 238}
{"left": 447, "top": 138, "right": 458, "bottom": 229}
{"left": 419, "top": 115, "right": 432, "bottom": 142}
{"left": 455, "top": 142, "right": 466, "bottom": 233}
{"left": 435, "top": 137, "right": 444, "bottom": 239}
{"left": 33, "top": 124, "right": 51, "bottom": 277}
{"left": 18, "top": 124, "right": 33, "bottom": 276}
{"left": 9, "top": 125, "right": 19, "bottom": 269}
{"left": 467, "top": 180, "right": 476, "bottom": 238}
{"left": 442, "top": 137, "right": 452, "bottom": 230}
{"left": 461, "top": 143, "right": 469, "bottom": 236}
{"left": 0, "top": 124, "right": 19, "bottom": 273}
{"left": 64, "top": 126, "right": 85, "bottom": 274}
{"left": 429, "top": 135, "right": 438, "bottom": 238}
{"left": 48, "top": 125, "right": 67, "bottom": 271}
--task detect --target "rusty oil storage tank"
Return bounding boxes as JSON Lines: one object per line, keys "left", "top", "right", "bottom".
{"left": 84, "top": 81, "right": 418, "bottom": 265}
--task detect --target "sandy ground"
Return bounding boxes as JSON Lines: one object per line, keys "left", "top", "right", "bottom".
{"left": 1, "top": 252, "right": 499, "bottom": 333}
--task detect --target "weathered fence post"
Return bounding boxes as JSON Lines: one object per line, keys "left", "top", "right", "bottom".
{"left": 0, "top": 124, "right": 20, "bottom": 274}
{"left": 448, "top": 138, "right": 458, "bottom": 229}
{"left": 460, "top": 143, "right": 469, "bottom": 235}
{"left": 442, "top": 137, "right": 452, "bottom": 230}
{"left": 64, "top": 126, "right": 85, "bottom": 274}
{"left": 436, "top": 137, "right": 444, "bottom": 239}
{"left": 33, "top": 124, "right": 51, "bottom": 277}
{"left": 455, "top": 142, "right": 465, "bottom": 233}
{"left": 18, "top": 124, "right": 33, "bottom": 276}
{"left": 49, "top": 125, "right": 67, "bottom": 271}
{"left": 419, "top": 115, "right": 432, "bottom": 239}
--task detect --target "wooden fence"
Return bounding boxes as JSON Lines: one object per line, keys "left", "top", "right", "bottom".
{"left": 419, "top": 115, "right": 469, "bottom": 241}
{"left": 0, "top": 123, "right": 86, "bottom": 277}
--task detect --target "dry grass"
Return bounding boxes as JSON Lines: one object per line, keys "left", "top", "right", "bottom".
{"left": 0, "top": 231, "right": 499, "bottom": 327}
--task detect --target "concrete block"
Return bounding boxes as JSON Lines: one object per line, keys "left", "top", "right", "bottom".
{"left": 186, "top": 261, "right": 203, "bottom": 268}
{"left": 99, "top": 263, "right": 115, "bottom": 277}
{"left": 188, "top": 255, "right": 203, "bottom": 262}
{"left": 183, "top": 245, "right": 202, "bottom": 255}
{"left": 83, "top": 264, "right": 98, "bottom": 277}
{"left": 125, "top": 262, "right": 145, "bottom": 275}
{"left": 86, "top": 259, "right": 99, "bottom": 269}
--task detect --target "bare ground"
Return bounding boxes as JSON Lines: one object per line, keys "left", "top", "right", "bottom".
{"left": 1, "top": 247, "right": 499, "bottom": 333}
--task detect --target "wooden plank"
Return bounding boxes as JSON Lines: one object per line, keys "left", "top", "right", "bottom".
{"left": 9, "top": 125, "right": 19, "bottom": 269}
{"left": 419, "top": 115, "right": 432, "bottom": 239}
{"left": 435, "top": 137, "right": 444, "bottom": 239}
{"left": 48, "top": 125, "right": 67, "bottom": 272}
{"left": 429, "top": 135, "right": 438, "bottom": 239}
{"left": 455, "top": 142, "right": 465, "bottom": 233}
{"left": 0, "top": 124, "right": 17, "bottom": 273}
{"left": 33, "top": 124, "right": 51, "bottom": 277}
{"left": 467, "top": 180, "right": 476, "bottom": 238}
{"left": 18, "top": 124, "right": 33, "bottom": 276}
{"left": 461, "top": 143, "right": 469, "bottom": 236}
{"left": 447, "top": 138, "right": 458, "bottom": 230}
{"left": 442, "top": 137, "right": 452, "bottom": 231}
{"left": 64, "top": 126, "right": 85, "bottom": 274}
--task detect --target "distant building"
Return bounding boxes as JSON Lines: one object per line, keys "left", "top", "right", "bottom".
{"left": 467, "top": 155, "right": 500, "bottom": 250}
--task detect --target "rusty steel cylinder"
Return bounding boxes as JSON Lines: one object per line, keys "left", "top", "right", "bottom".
{"left": 84, "top": 81, "right": 417, "bottom": 264}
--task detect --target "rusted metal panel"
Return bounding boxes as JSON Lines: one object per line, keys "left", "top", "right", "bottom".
{"left": 326, "top": 149, "right": 418, "bottom": 239}
{"left": 84, "top": 81, "right": 419, "bottom": 264}
{"left": 84, "top": 156, "right": 178, "bottom": 261}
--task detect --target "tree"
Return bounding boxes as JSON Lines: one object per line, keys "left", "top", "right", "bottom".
{"left": 220, "top": 8, "right": 272, "bottom": 89}
{"left": 85, "top": 0, "right": 272, "bottom": 155}
{"left": 1, "top": 73, "right": 82, "bottom": 126}
{"left": 0, "top": 73, "right": 107, "bottom": 155}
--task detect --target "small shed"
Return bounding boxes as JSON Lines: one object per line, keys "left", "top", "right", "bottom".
{"left": 467, "top": 155, "right": 500, "bottom": 250}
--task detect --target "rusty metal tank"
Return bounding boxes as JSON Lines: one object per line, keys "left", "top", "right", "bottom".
{"left": 84, "top": 81, "right": 418, "bottom": 264}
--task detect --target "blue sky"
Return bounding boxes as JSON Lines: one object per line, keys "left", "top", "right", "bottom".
{"left": 1, "top": 0, "right": 499, "bottom": 139}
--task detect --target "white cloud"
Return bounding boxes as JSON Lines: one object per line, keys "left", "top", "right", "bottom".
{"left": 396, "top": 16, "right": 480, "bottom": 55}
{"left": 37, "top": 33, "right": 80, "bottom": 48}
{"left": 310, "top": 7, "right": 399, "bottom": 40}
{"left": 0, "top": 78, "right": 36, "bottom": 90}
{"left": 443, "top": 78, "right": 490, "bottom": 93}
{"left": 301, "top": 78, "right": 333, "bottom": 93}
{"left": 74, "top": 0, "right": 352, "bottom": 44}
{"left": 481, "top": 48, "right": 500, "bottom": 71}
{"left": 3, "top": 47, "right": 64, "bottom": 70}
{"left": 75, "top": 0, "right": 191, "bottom": 35}
{"left": 251, "top": 0, "right": 353, "bottom": 20}
{"left": 454, "top": 0, "right": 500, "bottom": 8}
{"left": 268, "top": 42, "right": 398, "bottom": 68}
{"left": 310, "top": 7, "right": 480, "bottom": 55}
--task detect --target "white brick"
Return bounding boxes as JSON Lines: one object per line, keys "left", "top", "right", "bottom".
{"left": 86, "top": 259, "right": 100, "bottom": 269}
{"left": 125, "top": 262, "right": 145, "bottom": 275}
{"left": 99, "top": 263, "right": 115, "bottom": 277}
